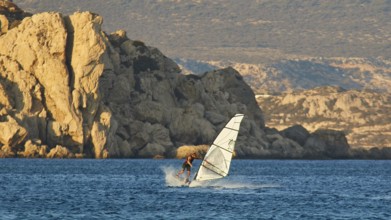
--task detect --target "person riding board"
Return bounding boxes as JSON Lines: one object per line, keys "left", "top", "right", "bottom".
{"left": 176, "top": 153, "right": 197, "bottom": 182}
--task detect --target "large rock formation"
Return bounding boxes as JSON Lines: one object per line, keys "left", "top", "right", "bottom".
{"left": 257, "top": 86, "right": 391, "bottom": 158}
{"left": 0, "top": 3, "right": 379, "bottom": 159}
{"left": 257, "top": 86, "right": 391, "bottom": 149}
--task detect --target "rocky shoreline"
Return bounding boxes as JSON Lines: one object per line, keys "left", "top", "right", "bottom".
{"left": 1, "top": 1, "right": 390, "bottom": 159}
{"left": 257, "top": 86, "right": 391, "bottom": 150}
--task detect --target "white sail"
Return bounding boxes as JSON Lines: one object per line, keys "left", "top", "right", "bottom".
{"left": 194, "top": 114, "right": 244, "bottom": 181}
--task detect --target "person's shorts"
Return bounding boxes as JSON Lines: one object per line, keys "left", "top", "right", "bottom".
{"left": 182, "top": 163, "right": 191, "bottom": 171}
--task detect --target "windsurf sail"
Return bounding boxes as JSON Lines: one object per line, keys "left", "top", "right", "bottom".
{"left": 193, "top": 114, "right": 244, "bottom": 182}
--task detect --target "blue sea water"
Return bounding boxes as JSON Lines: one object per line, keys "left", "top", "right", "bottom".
{"left": 0, "top": 159, "right": 390, "bottom": 219}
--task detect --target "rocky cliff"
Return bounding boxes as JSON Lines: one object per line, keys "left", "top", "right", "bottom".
{"left": 0, "top": 3, "right": 381, "bottom": 159}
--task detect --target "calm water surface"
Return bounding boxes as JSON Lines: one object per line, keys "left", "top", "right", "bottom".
{"left": 0, "top": 159, "right": 390, "bottom": 219}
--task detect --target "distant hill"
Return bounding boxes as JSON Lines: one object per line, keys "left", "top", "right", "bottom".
{"left": 16, "top": 0, "right": 391, "bottom": 62}
{"left": 175, "top": 57, "right": 391, "bottom": 94}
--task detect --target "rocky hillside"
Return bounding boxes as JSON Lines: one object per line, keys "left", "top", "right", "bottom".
{"left": 178, "top": 58, "right": 391, "bottom": 154}
{"left": 256, "top": 86, "right": 391, "bottom": 150}
{"left": 1, "top": 2, "right": 389, "bottom": 159}
{"left": 175, "top": 57, "right": 391, "bottom": 94}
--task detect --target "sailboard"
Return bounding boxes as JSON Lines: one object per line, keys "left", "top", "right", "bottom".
{"left": 192, "top": 114, "right": 244, "bottom": 182}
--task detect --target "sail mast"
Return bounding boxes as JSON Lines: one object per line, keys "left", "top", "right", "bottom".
{"left": 194, "top": 114, "right": 244, "bottom": 182}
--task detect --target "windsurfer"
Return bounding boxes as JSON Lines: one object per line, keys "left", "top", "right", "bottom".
{"left": 176, "top": 153, "right": 197, "bottom": 182}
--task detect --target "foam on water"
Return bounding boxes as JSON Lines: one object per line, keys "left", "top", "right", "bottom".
{"left": 161, "top": 165, "right": 279, "bottom": 189}
{"left": 162, "top": 166, "right": 189, "bottom": 187}
{"left": 371, "top": 195, "right": 391, "bottom": 200}
{"left": 189, "top": 178, "right": 280, "bottom": 189}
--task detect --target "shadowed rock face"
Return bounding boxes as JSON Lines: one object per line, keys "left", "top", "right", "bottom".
{"left": 0, "top": 0, "right": 31, "bottom": 34}
{"left": 1, "top": 3, "right": 382, "bottom": 159}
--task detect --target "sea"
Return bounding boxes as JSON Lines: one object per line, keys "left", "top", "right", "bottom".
{"left": 0, "top": 159, "right": 390, "bottom": 219}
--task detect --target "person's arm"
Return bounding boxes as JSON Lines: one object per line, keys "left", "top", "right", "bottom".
{"left": 187, "top": 156, "right": 192, "bottom": 167}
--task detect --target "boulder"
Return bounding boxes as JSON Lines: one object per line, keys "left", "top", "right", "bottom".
{"left": 0, "top": 145, "right": 14, "bottom": 158}
{"left": 47, "top": 145, "right": 75, "bottom": 158}
{"left": 303, "top": 136, "right": 327, "bottom": 158}
{"left": 116, "top": 139, "right": 134, "bottom": 158}
{"left": 169, "top": 110, "right": 216, "bottom": 146}
{"left": 20, "top": 139, "right": 48, "bottom": 158}
{"left": 305, "top": 129, "right": 350, "bottom": 158}
{"left": 138, "top": 143, "right": 166, "bottom": 158}
{"left": 0, "top": 116, "right": 27, "bottom": 149}
{"left": 281, "top": 125, "right": 310, "bottom": 146}
{"left": 130, "top": 122, "right": 173, "bottom": 154}
{"left": 270, "top": 138, "right": 304, "bottom": 158}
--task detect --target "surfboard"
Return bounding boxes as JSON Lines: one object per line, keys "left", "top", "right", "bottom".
{"left": 175, "top": 175, "right": 191, "bottom": 186}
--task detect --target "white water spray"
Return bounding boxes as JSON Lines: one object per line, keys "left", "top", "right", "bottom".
{"left": 162, "top": 166, "right": 280, "bottom": 189}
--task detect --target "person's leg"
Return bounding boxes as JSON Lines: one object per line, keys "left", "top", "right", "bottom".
{"left": 185, "top": 168, "right": 191, "bottom": 182}
{"left": 177, "top": 168, "right": 184, "bottom": 176}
